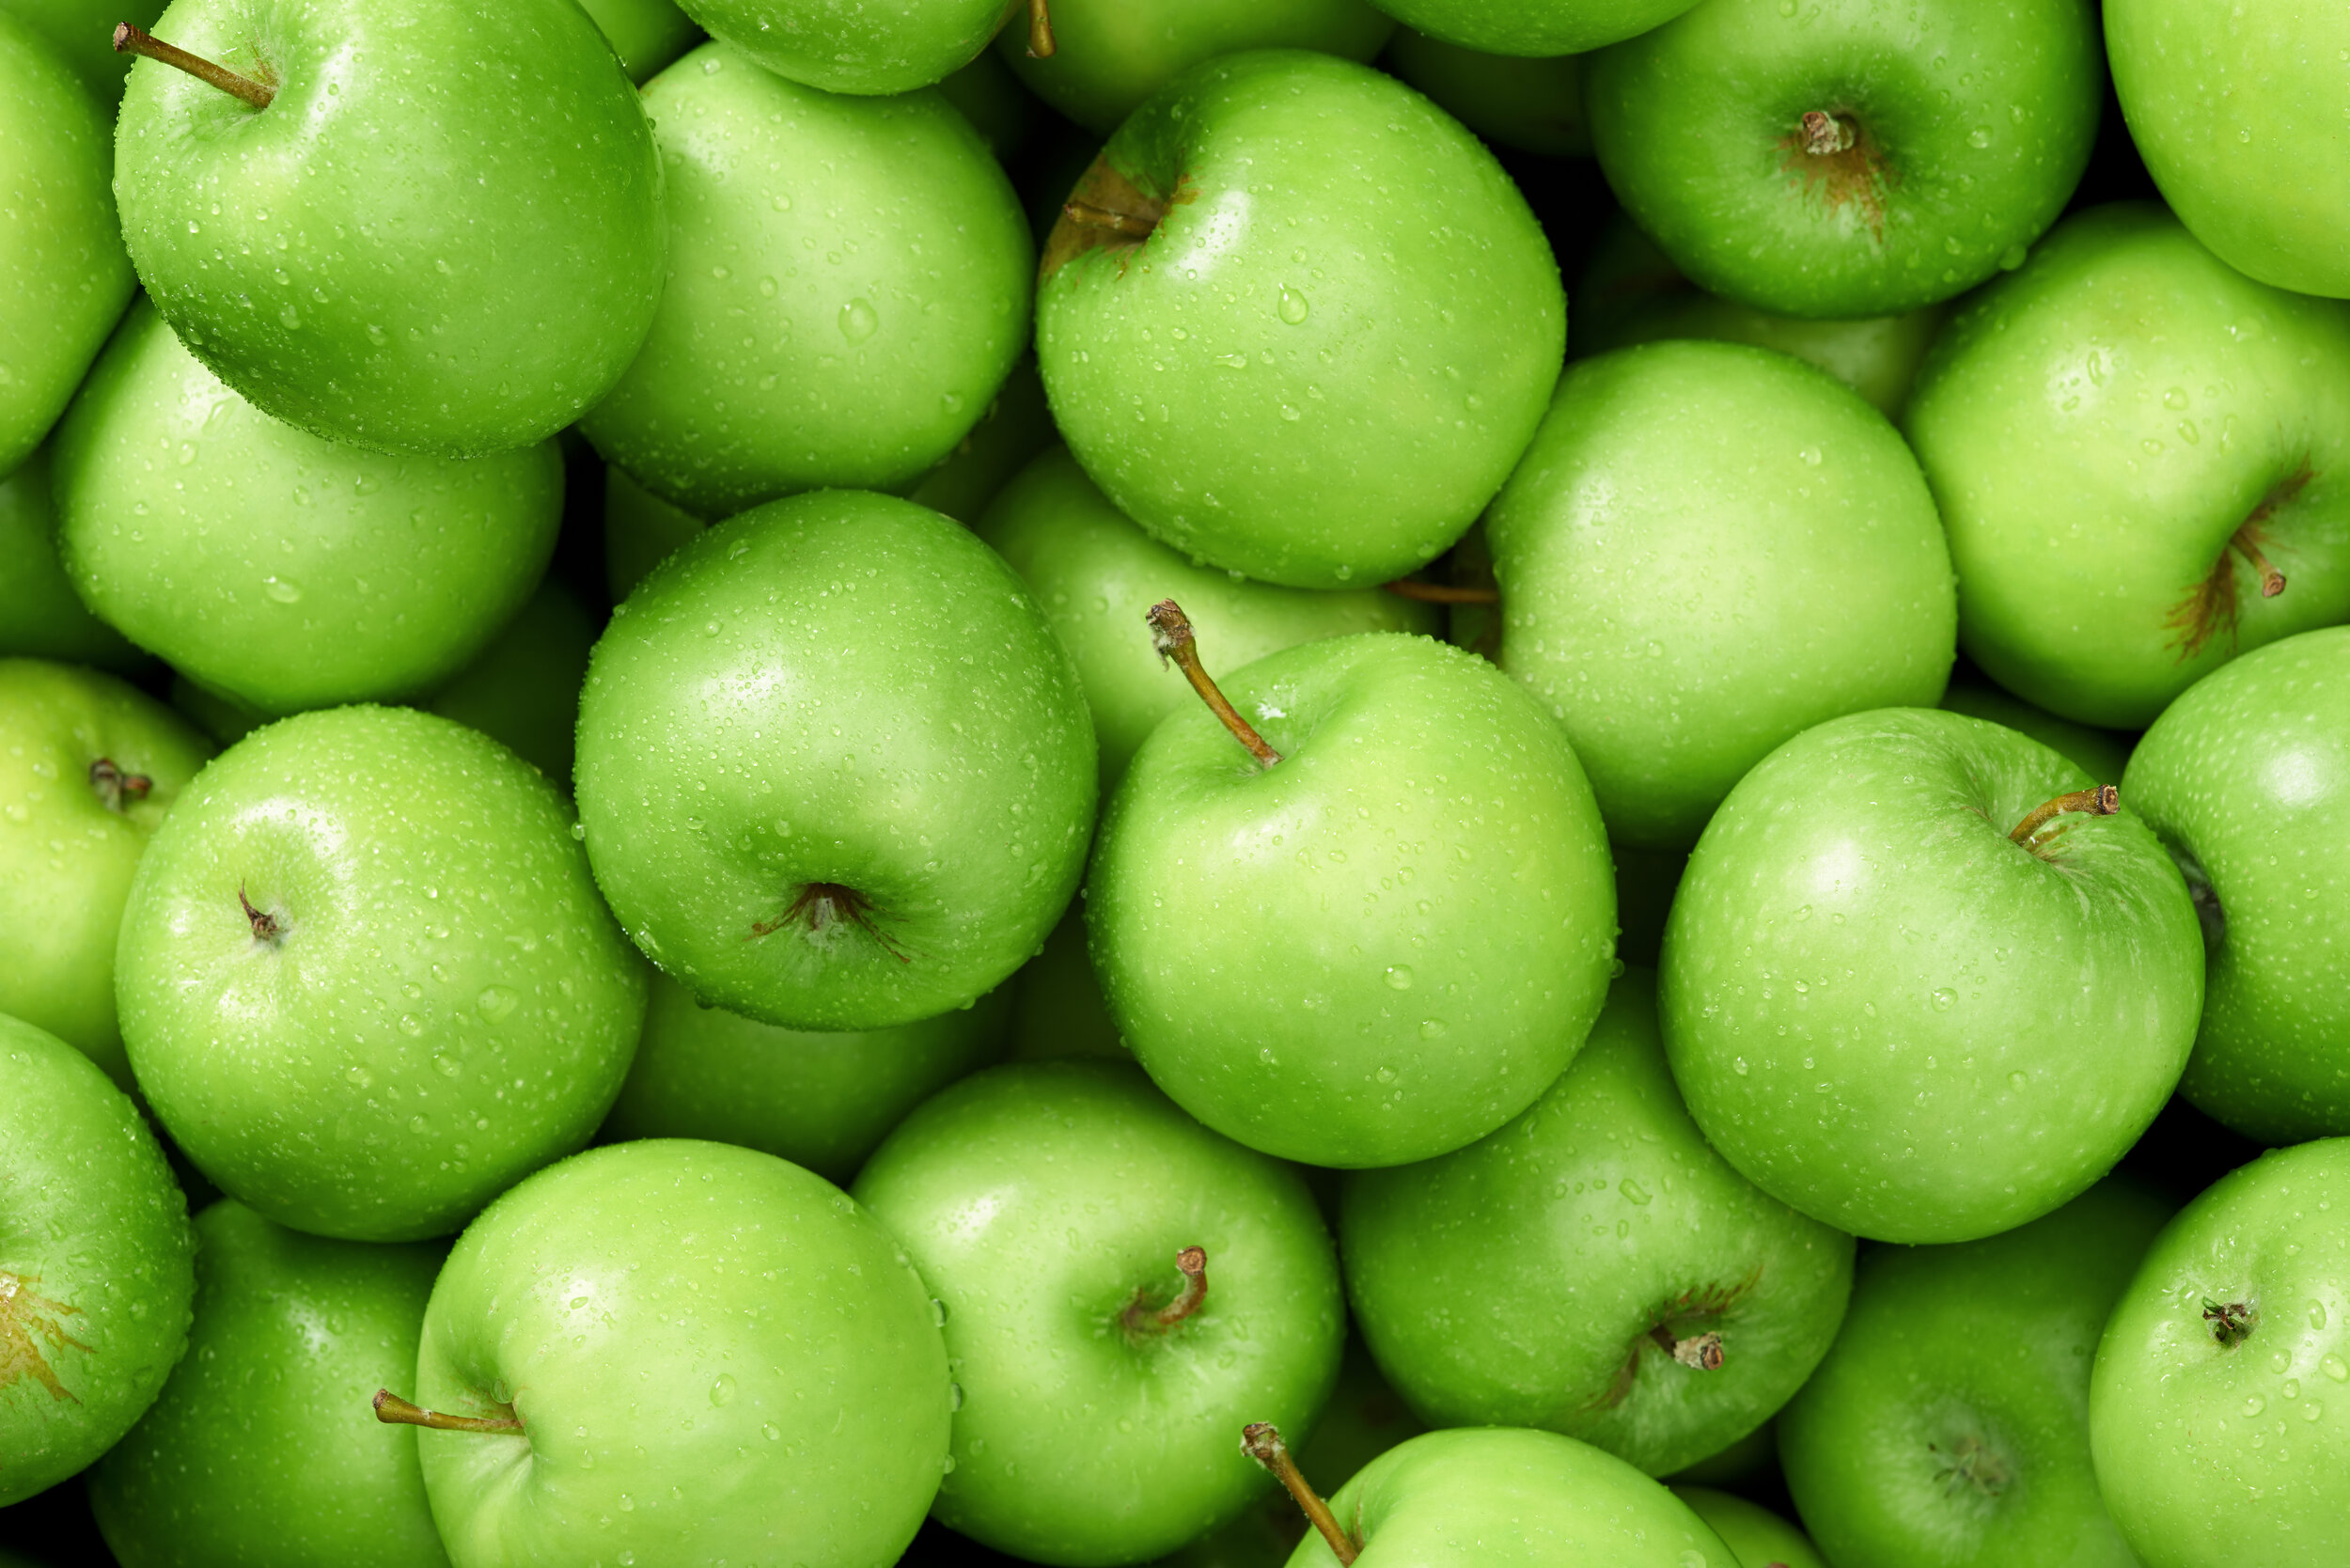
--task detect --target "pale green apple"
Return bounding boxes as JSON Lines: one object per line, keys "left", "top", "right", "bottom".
{"left": 1671, "top": 1488, "right": 1825, "bottom": 1568}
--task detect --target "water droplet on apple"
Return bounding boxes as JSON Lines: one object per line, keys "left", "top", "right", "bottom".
{"left": 930, "top": 1298, "right": 948, "bottom": 1326}
{"left": 263, "top": 576, "right": 303, "bottom": 604}
{"left": 1967, "top": 127, "right": 1992, "bottom": 149}
{"left": 1678, "top": 1551, "right": 1709, "bottom": 1568}
{"left": 763, "top": 1422, "right": 782, "bottom": 1440}
{"left": 398, "top": 1014, "right": 423, "bottom": 1037}
{"left": 1732, "top": 1057, "right": 1749, "bottom": 1075}
{"left": 1998, "top": 244, "right": 2027, "bottom": 270}
{"left": 1213, "top": 352, "right": 1247, "bottom": 368}
{"left": 1277, "top": 288, "right": 1309, "bottom": 325}
{"left": 2245, "top": 1395, "right": 2266, "bottom": 1416}
{"left": 1620, "top": 1179, "right": 1653, "bottom": 1205}
{"left": 2305, "top": 1401, "right": 2324, "bottom": 1421}
{"left": 948, "top": 1383, "right": 964, "bottom": 1410}
{"left": 432, "top": 1055, "right": 461, "bottom": 1077}
{"left": 1385, "top": 965, "right": 1413, "bottom": 990}
{"left": 2009, "top": 1071, "right": 2029, "bottom": 1091}
{"left": 1418, "top": 1019, "right": 1446, "bottom": 1039}
{"left": 571, "top": 823, "right": 587, "bottom": 840}
{"left": 2322, "top": 1355, "right": 2348, "bottom": 1382}
{"left": 1931, "top": 988, "right": 1956, "bottom": 1011}
{"left": 838, "top": 298, "right": 878, "bottom": 344}
{"left": 710, "top": 1374, "right": 736, "bottom": 1406}
{"left": 476, "top": 985, "right": 518, "bottom": 1022}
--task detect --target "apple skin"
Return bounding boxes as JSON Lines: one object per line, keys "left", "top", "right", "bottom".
{"left": 114, "top": 0, "right": 665, "bottom": 458}
{"left": 1036, "top": 50, "right": 1564, "bottom": 589}
{"left": 1660, "top": 707, "right": 2202, "bottom": 1243}
{"left": 1587, "top": 0, "right": 2101, "bottom": 319}
{"left": 1366, "top": 0, "right": 1698, "bottom": 55}
{"left": 0, "top": 446, "right": 149, "bottom": 673}
{"left": 415, "top": 1138, "right": 950, "bottom": 1568}
{"left": 575, "top": 490, "right": 1097, "bottom": 1032}
{"left": 579, "top": 43, "right": 1031, "bottom": 518}
{"left": 575, "top": 0, "right": 701, "bottom": 81}
{"left": 1670, "top": 1487, "right": 1825, "bottom": 1568}
{"left": 1779, "top": 1180, "right": 2167, "bottom": 1568}
{"left": 2124, "top": 628, "right": 2350, "bottom": 1143}
{"left": 1343, "top": 969, "right": 1855, "bottom": 1477}
{"left": 0, "top": 1014, "right": 196, "bottom": 1508}
{"left": 421, "top": 580, "right": 596, "bottom": 788}
{"left": 87, "top": 1200, "right": 450, "bottom": 1568}
{"left": 1487, "top": 340, "right": 1956, "bottom": 852}
{"left": 602, "top": 463, "right": 707, "bottom": 604}
{"left": 2107, "top": 0, "right": 2350, "bottom": 298}
{"left": 118, "top": 705, "right": 649, "bottom": 1242}
{"left": 1382, "top": 29, "right": 1586, "bottom": 157}
{"left": 678, "top": 0, "right": 1010, "bottom": 93}
{"left": 2, "top": 0, "right": 164, "bottom": 99}
{"left": 1940, "top": 677, "right": 2135, "bottom": 786}
{"left": 1904, "top": 203, "right": 2350, "bottom": 729}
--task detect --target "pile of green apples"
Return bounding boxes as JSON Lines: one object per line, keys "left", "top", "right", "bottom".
{"left": 7, "top": 0, "right": 2350, "bottom": 1563}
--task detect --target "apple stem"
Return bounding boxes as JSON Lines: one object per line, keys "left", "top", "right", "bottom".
{"left": 1060, "top": 200, "right": 1155, "bottom": 241}
{"left": 1381, "top": 579, "right": 1500, "bottom": 605}
{"left": 2201, "top": 1297, "right": 2254, "bottom": 1346}
{"left": 1026, "top": 0, "right": 1056, "bottom": 57}
{"left": 237, "top": 884, "right": 281, "bottom": 943}
{"left": 87, "top": 758, "right": 152, "bottom": 813}
{"left": 1242, "top": 1422, "right": 1356, "bottom": 1565}
{"left": 371, "top": 1389, "right": 525, "bottom": 1435}
{"left": 1798, "top": 110, "right": 1857, "bottom": 157}
{"left": 2230, "top": 528, "right": 2288, "bottom": 599}
{"left": 1147, "top": 600, "right": 1282, "bottom": 769}
{"left": 112, "top": 23, "right": 274, "bottom": 108}
{"left": 1122, "top": 1247, "right": 1208, "bottom": 1335}
{"left": 1648, "top": 1324, "right": 1725, "bottom": 1370}
{"left": 2006, "top": 785, "right": 2119, "bottom": 847}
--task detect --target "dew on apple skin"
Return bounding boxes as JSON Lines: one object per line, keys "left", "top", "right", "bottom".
{"left": 710, "top": 1374, "right": 736, "bottom": 1406}
{"left": 2245, "top": 1395, "right": 2266, "bottom": 1416}
{"left": 1931, "top": 988, "right": 1957, "bottom": 1011}
{"left": 1277, "top": 288, "right": 1309, "bottom": 325}
{"left": 838, "top": 299, "right": 879, "bottom": 344}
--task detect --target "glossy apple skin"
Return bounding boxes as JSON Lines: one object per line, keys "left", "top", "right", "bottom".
{"left": 1905, "top": 204, "right": 2350, "bottom": 729}
{"left": 416, "top": 1139, "right": 950, "bottom": 1568}
{"left": 2125, "top": 629, "right": 2350, "bottom": 1143}
{"left": 679, "top": 0, "right": 1009, "bottom": 92}
{"left": 114, "top": 0, "right": 664, "bottom": 457}
{"left": 1488, "top": 340, "right": 1955, "bottom": 851}
{"left": 575, "top": 491, "right": 1096, "bottom": 1031}
{"left": 855, "top": 1061, "right": 1343, "bottom": 1564}
{"left": 579, "top": 44, "right": 1031, "bottom": 517}
{"left": 1092, "top": 633, "right": 1614, "bottom": 1168}
{"left": 1661, "top": 708, "right": 2202, "bottom": 1243}
{"left": 1037, "top": 51, "right": 1563, "bottom": 589}
{"left": 1382, "top": 30, "right": 1586, "bottom": 157}
{"left": 421, "top": 580, "right": 596, "bottom": 789}
{"left": 1940, "top": 678, "right": 2135, "bottom": 786}
{"left": 1369, "top": 0, "right": 1696, "bottom": 55}
{"left": 1673, "top": 1488, "right": 1824, "bottom": 1568}
{"left": 118, "top": 706, "right": 648, "bottom": 1242}
{"left": 575, "top": 0, "right": 700, "bottom": 81}
{"left": 0, "top": 447, "right": 148, "bottom": 672}
{"left": 2092, "top": 1139, "right": 2350, "bottom": 1567}
{"left": 1780, "top": 1181, "right": 2165, "bottom": 1568}
{"left": 0, "top": 1015, "right": 195, "bottom": 1507}
{"left": 88, "top": 1201, "right": 449, "bottom": 1568}
{"left": 1344, "top": 969, "right": 1853, "bottom": 1476}
{"left": 0, "top": 660, "right": 212, "bottom": 1087}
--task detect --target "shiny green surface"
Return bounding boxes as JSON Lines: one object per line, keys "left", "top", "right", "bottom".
{"left": 680, "top": 0, "right": 1009, "bottom": 92}
{"left": 1670, "top": 1488, "right": 1825, "bottom": 1568}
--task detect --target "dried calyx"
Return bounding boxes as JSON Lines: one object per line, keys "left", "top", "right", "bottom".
{"left": 88, "top": 758, "right": 151, "bottom": 813}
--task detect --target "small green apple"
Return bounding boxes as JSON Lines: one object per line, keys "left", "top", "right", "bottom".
{"left": 1368, "top": 0, "right": 1698, "bottom": 55}
{"left": 1940, "top": 676, "right": 2134, "bottom": 785}
{"left": 1669, "top": 1488, "right": 1825, "bottom": 1568}
{"left": 0, "top": 447, "right": 147, "bottom": 674}
{"left": 678, "top": 0, "right": 1011, "bottom": 92}
{"left": 575, "top": 0, "right": 701, "bottom": 81}
{"left": 422, "top": 580, "right": 597, "bottom": 788}
{"left": 1381, "top": 28, "right": 1585, "bottom": 157}
{"left": 602, "top": 463, "right": 707, "bottom": 604}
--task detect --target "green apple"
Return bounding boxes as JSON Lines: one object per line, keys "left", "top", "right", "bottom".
{"left": 0, "top": 659, "right": 212, "bottom": 1086}
{"left": 0, "top": 12, "right": 133, "bottom": 476}
{"left": 1586, "top": 0, "right": 2100, "bottom": 317}
{"left": 2107, "top": 0, "right": 2350, "bottom": 298}
{"left": 977, "top": 446, "right": 1439, "bottom": 791}
{"left": 905, "top": 356, "right": 1056, "bottom": 526}
{"left": 1670, "top": 1488, "right": 1825, "bottom": 1568}
{"left": 423, "top": 580, "right": 597, "bottom": 788}
{"left": 87, "top": 1201, "right": 449, "bottom": 1568}
{"left": 1006, "top": 909, "right": 1128, "bottom": 1062}
{"left": 118, "top": 705, "right": 648, "bottom": 1242}
{"left": 1089, "top": 628, "right": 1616, "bottom": 1168}
{"left": 1779, "top": 1180, "right": 2167, "bottom": 1567}
{"left": 0, "top": 1014, "right": 195, "bottom": 1507}
{"left": 0, "top": 447, "right": 147, "bottom": 674}
{"left": 1343, "top": 968, "right": 1855, "bottom": 1476}
{"left": 1486, "top": 339, "right": 1955, "bottom": 851}
{"left": 678, "top": 0, "right": 1011, "bottom": 93}
{"left": 1036, "top": 50, "right": 1564, "bottom": 589}
{"left": 1904, "top": 203, "right": 2350, "bottom": 728}
{"left": 854, "top": 1060, "right": 1343, "bottom": 1564}
{"left": 412, "top": 1138, "right": 949, "bottom": 1568}
{"left": 2, "top": 0, "right": 164, "bottom": 98}
{"left": 1940, "top": 676, "right": 2134, "bottom": 785}
{"left": 1381, "top": 28, "right": 1585, "bottom": 157}
{"left": 55, "top": 301, "right": 562, "bottom": 716}
{"left": 1367, "top": 0, "right": 1698, "bottom": 55}
{"left": 578, "top": 43, "right": 1032, "bottom": 519}
{"left": 2090, "top": 1137, "right": 2350, "bottom": 1568}
{"left": 2125, "top": 628, "right": 2350, "bottom": 1143}
{"left": 114, "top": 0, "right": 665, "bottom": 457}
{"left": 1660, "top": 707, "right": 2202, "bottom": 1242}
{"left": 576, "top": 0, "right": 701, "bottom": 81}
{"left": 575, "top": 490, "right": 1096, "bottom": 1031}
{"left": 600, "top": 970, "right": 1010, "bottom": 1183}
{"left": 602, "top": 463, "right": 707, "bottom": 604}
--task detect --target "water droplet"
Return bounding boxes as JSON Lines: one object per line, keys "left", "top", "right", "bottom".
{"left": 763, "top": 1422, "right": 782, "bottom": 1440}
{"left": 2321, "top": 1354, "right": 2348, "bottom": 1382}
{"left": 1798, "top": 446, "right": 1822, "bottom": 466}
{"left": 930, "top": 1298, "right": 948, "bottom": 1327}
{"left": 1620, "top": 1178, "right": 1653, "bottom": 1205}
{"left": 948, "top": 1383, "right": 964, "bottom": 1411}
{"left": 1418, "top": 1019, "right": 1446, "bottom": 1039}
{"left": 278, "top": 306, "right": 300, "bottom": 329}
{"left": 838, "top": 298, "right": 878, "bottom": 343}
{"left": 941, "top": 1452, "right": 958, "bottom": 1473}
{"left": 344, "top": 1065, "right": 372, "bottom": 1088}
{"left": 431, "top": 1055, "right": 461, "bottom": 1078}
{"left": 618, "top": 1495, "right": 634, "bottom": 1512}
{"left": 2304, "top": 1400, "right": 2324, "bottom": 1421}
{"left": 1213, "top": 352, "right": 1248, "bottom": 369}
{"left": 1998, "top": 243, "right": 2027, "bottom": 270}
{"left": 2245, "top": 1395, "right": 2266, "bottom": 1416}
{"left": 571, "top": 823, "right": 587, "bottom": 841}
{"left": 2311, "top": 1300, "right": 2327, "bottom": 1329}
{"left": 770, "top": 192, "right": 791, "bottom": 211}
{"left": 1931, "top": 988, "right": 1957, "bottom": 1011}
{"left": 1679, "top": 1551, "right": 1710, "bottom": 1568}
{"left": 476, "top": 985, "right": 518, "bottom": 1022}
{"left": 263, "top": 576, "right": 303, "bottom": 604}
{"left": 1732, "top": 1057, "right": 1749, "bottom": 1076}
{"left": 2009, "top": 1071, "right": 2029, "bottom": 1090}
{"left": 1277, "top": 288, "right": 1309, "bottom": 325}
{"left": 710, "top": 1374, "right": 736, "bottom": 1406}
{"left": 398, "top": 1014, "right": 424, "bottom": 1037}
{"left": 1385, "top": 965, "right": 1413, "bottom": 990}
{"left": 1967, "top": 127, "right": 1992, "bottom": 149}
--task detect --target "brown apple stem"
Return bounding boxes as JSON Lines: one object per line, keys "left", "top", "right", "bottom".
{"left": 1148, "top": 600, "right": 1281, "bottom": 769}
{"left": 1798, "top": 110, "right": 1857, "bottom": 156}
{"left": 1122, "top": 1247, "right": 1208, "bottom": 1334}
{"left": 87, "top": 758, "right": 152, "bottom": 813}
{"left": 1382, "top": 579, "right": 1500, "bottom": 605}
{"left": 1026, "top": 0, "right": 1056, "bottom": 57}
{"left": 2201, "top": 1298, "right": 2254, "bottom": 1347}
{"left": 372, "top": 1389, "right": 525, "bottom": 1435}
{"left": 113, "top": 23, "right": 274, "bottom": 107}
{"left": 2007, "top": 785, "right": 2120, "bottom": 845}
{"left": 1243, "top": 1422, "right": 1356, "bottom": 1565}
{"left": 237, "top": 884, "right": 280, "bottom": 943}
{"left": 1060, "top": 200, "right": 1155, "bottom": 240}
{"left": 1649, "top": 1324, "right": 1725, "bottom": 1370}
{"left": 2231, "top": 529, "right": 2288, "bottom": 599}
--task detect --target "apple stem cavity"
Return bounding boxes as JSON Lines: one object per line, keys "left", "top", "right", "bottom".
{"left": 1798, "top": 110, "right": 1859, "bottom": 157}
{"left": 87, "top": 758, "right": 152, "bottom": 814}
{"left": 2230, "top": 528, "right": 2288, "bottom": 599}
{"left": 1242, "top": 1421, "right": 1357, "bottom": 1565}
{"left": 1381, "top": 579, "right": 1500, "bottom": 605}
{"left": 1060, "top": 200, "right": 1156, "bottom": 240}
{"left": 1026, "top": 0, "right": 1056, "bottom": 58}
{"left": 2007, "top": 784, "right": 2120, "bottom": 849}
{"left": 2202, "top": 1297, "right": 2254, "bottom": 1346}
{"left": 750, "top": 882, "right": 911, "bottom": 963}
{"left": 1121, "top": 1246, "right": 1208, "bottom": 1336}
{"left": 1147, "top": 600, "right": 1282, "bottom": 769}
{"left": 236, "top": 884, "right": 281, "bottom": 944}
{"left": 371, "top": 1388, "right": 525, "bottom": 1435}
{"left": 1648, "top": 1324, "right": 1726, "bottom": 1371}
{"left": 112, "top": 22, "right": 274, "bottom": 109}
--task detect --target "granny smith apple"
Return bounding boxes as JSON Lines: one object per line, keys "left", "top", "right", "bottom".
{"left": 88, "top": 1201, "right": 449, "bottom": 1568}
{"left": 0, "top": 1014, "right": 195, "bottom": 1507}
{"left": 1005, "top": 910, "right": 1127, "bottom": 1061}
{"left": 1036, "top": 50, "right": 1564, "bottom": 589}
{"left": 114, "top": 0, "right": 666, "bottom": 456}
{"left": 1940, "top": 675, "right": 2134, "bottom": 785}
{"left": 576, "top": 0, "right": 701, "bottom": 81}
{"left": 422, "top": 580, "right": 596, "bottom": 788}
{"left": 1382, "top": 28, "right": 1585, "bottom": 157}
{"left": 578, "top": 43, "right": 1032, "bottom": 518}
{"left": 0, "top": 447, "right": 146, "bottom": 673}
{"left": 0, "top": 659, "right": 212, "bottom": 1086}
{"left": 602, "top": 463, "right": 706, "bottom": 604}
{"left": 1660, "top": 707, "right": 2202, "bottom": 1242}
{"left": 118, "top": 705, "right": 648, "bottom": 1241}
{"left": 55, "top": 301, "right": 562, "bottom": 716}
{"left": 1, "top": 0, "right": 164, "bottom": 98}
{"left": 1486, "top": 339, "right": 1955, "bottom": 851}
{"left": 601, "top": 971, "right": 1010, "bottom": 1183}
{"left": 1343, "top": 968, "right": 1855, "bottom": 1476}
{"left": 1586, "top": 0, "right": 2101, "bottom": 317}
{"left": 411, "top": 1138, "right": 950, "bottom": 1568}
{"left": 1368, "top": 0, "right": 1697, "bottom": 55}
{"left": 1779, "top": 1180, "right": 2167, "bottom": 1567}
{"left": 905, "top": 356, "right": 1056, "bottom": 526}
{"left": 1904, "top": 203, "right": 2350, "bottom": 728}
{"left": 1670, "top": 1488, "right": 1825, "bottom": 1568}
{"left": 679, "top": 0, "right": 1012, "bottom": 93}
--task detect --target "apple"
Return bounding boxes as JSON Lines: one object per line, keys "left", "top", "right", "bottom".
{"left": 0, "top": 1014, "right": 195, "bottom": 1508}
{"left": 678, "top": 0, "right": 1013, "bottom": 94}
{"left": 87, "top": 1200, "right": 449, "bottom": 1567}
{"left": 1005, "top": 909, "right": 1129, "bottom": 1062}
{"left": 1670, "top": 1487, "right": 1825, "bottom": 1568}
{"left": 602, "top": 463, "right": 707, "bottom": 605}
{"left": 1660, "top": 707, "right": 2202, "bottom": 1243}
{"left": 0, "top": 446, "right": 147, "bottom": 673}
{"left": 574, "top": 490, "right": 1097, "bottom": 1031}
{"left": 1586, "top": 0, "right": 2101, "bottom": 317}
{"left": 1035, "top": 50, "right": 1564, "bottom": 589}
{"left": 1381, "top": 28, "right": 1586, "bottom": 158}
{"left": 422, "top": 580, "right": 597, "bottom": 788}
{"left": 904, "top": 356, "right": 1057, "bottom": 526}
{"left": 578, "top": 43, "right": 1032, "bottom": 519}
{"left": 1343, "top": 968, "right": 1855, "bottom": 1477}
{"left": 1904, "top": 203, "right": 2350, "bottom": 729}
{"left": 1778, "top": 1179, "right": 2167, "bottom": 1567}
{"left": 113, "top": 0, "right": 666, "bottom": 457}
{"left": 575, "top": 0, "right": 701, "bottom": 81}
{"left": 2, "top": 0, "right": 164, "bottom": 98}
{"left": 1940, "top": 675, "right": 2135, "bottom": 785}
{"left": 118, "top": 704, "right": 649, "bottom": 1242}
{"left": 408, "top": 1137, "right": 950, "bottom": 1568}
{"left": 1486, "top": 339, "right": 1956, "bottom": 851}
{"left": 1366, "top": 0, "right": 1698, "bottom": 55}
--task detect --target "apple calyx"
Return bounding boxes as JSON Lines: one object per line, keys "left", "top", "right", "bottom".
{"left": 1927, "top": 1435, "right": 2012, "bottom": 1498}
{"left": 236, "top": 884, "right": 282, "bottom": 944}
{"left": 112, "top": 22, "right": 275, "bottom": 109}
{"left": 1120, "top": 1246, "right": 1208, "bottom": 1338}
{"left": 1025, "top": 0, "right": 1056, "bottom": 59}
{"left": 1381, "top": 579, "right": 1500, "bottom": 605}
{"left": 2006, "top": 784, "right": 2119, "bottom": 851}
{"left": 1647, "top": 1324, "right": 1726, "bottom": 1371}
{"left": 1242, "top": 1422, "right": 1358, "bottom": 1565}
{"left": 2166, "top": 463, "right": 2311, "bottom": 658}
{"left": 1147, "top": 600, "right": 1282, "bottom": 769}
{"left": 750, "top": 882, "right": 911, "bottom": 964}
{"left": 87, "top": 758, "right": 153, "bottom": 813}
{"left": 1797, "top": 111, "right": 1857, "bottom": 158}
{"left": 0, "top": 1270, "right": 90, "bottom": 1403}
{"left": 372, "top": 1388, "right": 525, "bottom": 1435}
{"left": 1778, "top": 109, "right": 1890, "bottom": 238}
{"left": 2201, "top": 1297, "right": 2254, "bottom": 1347}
